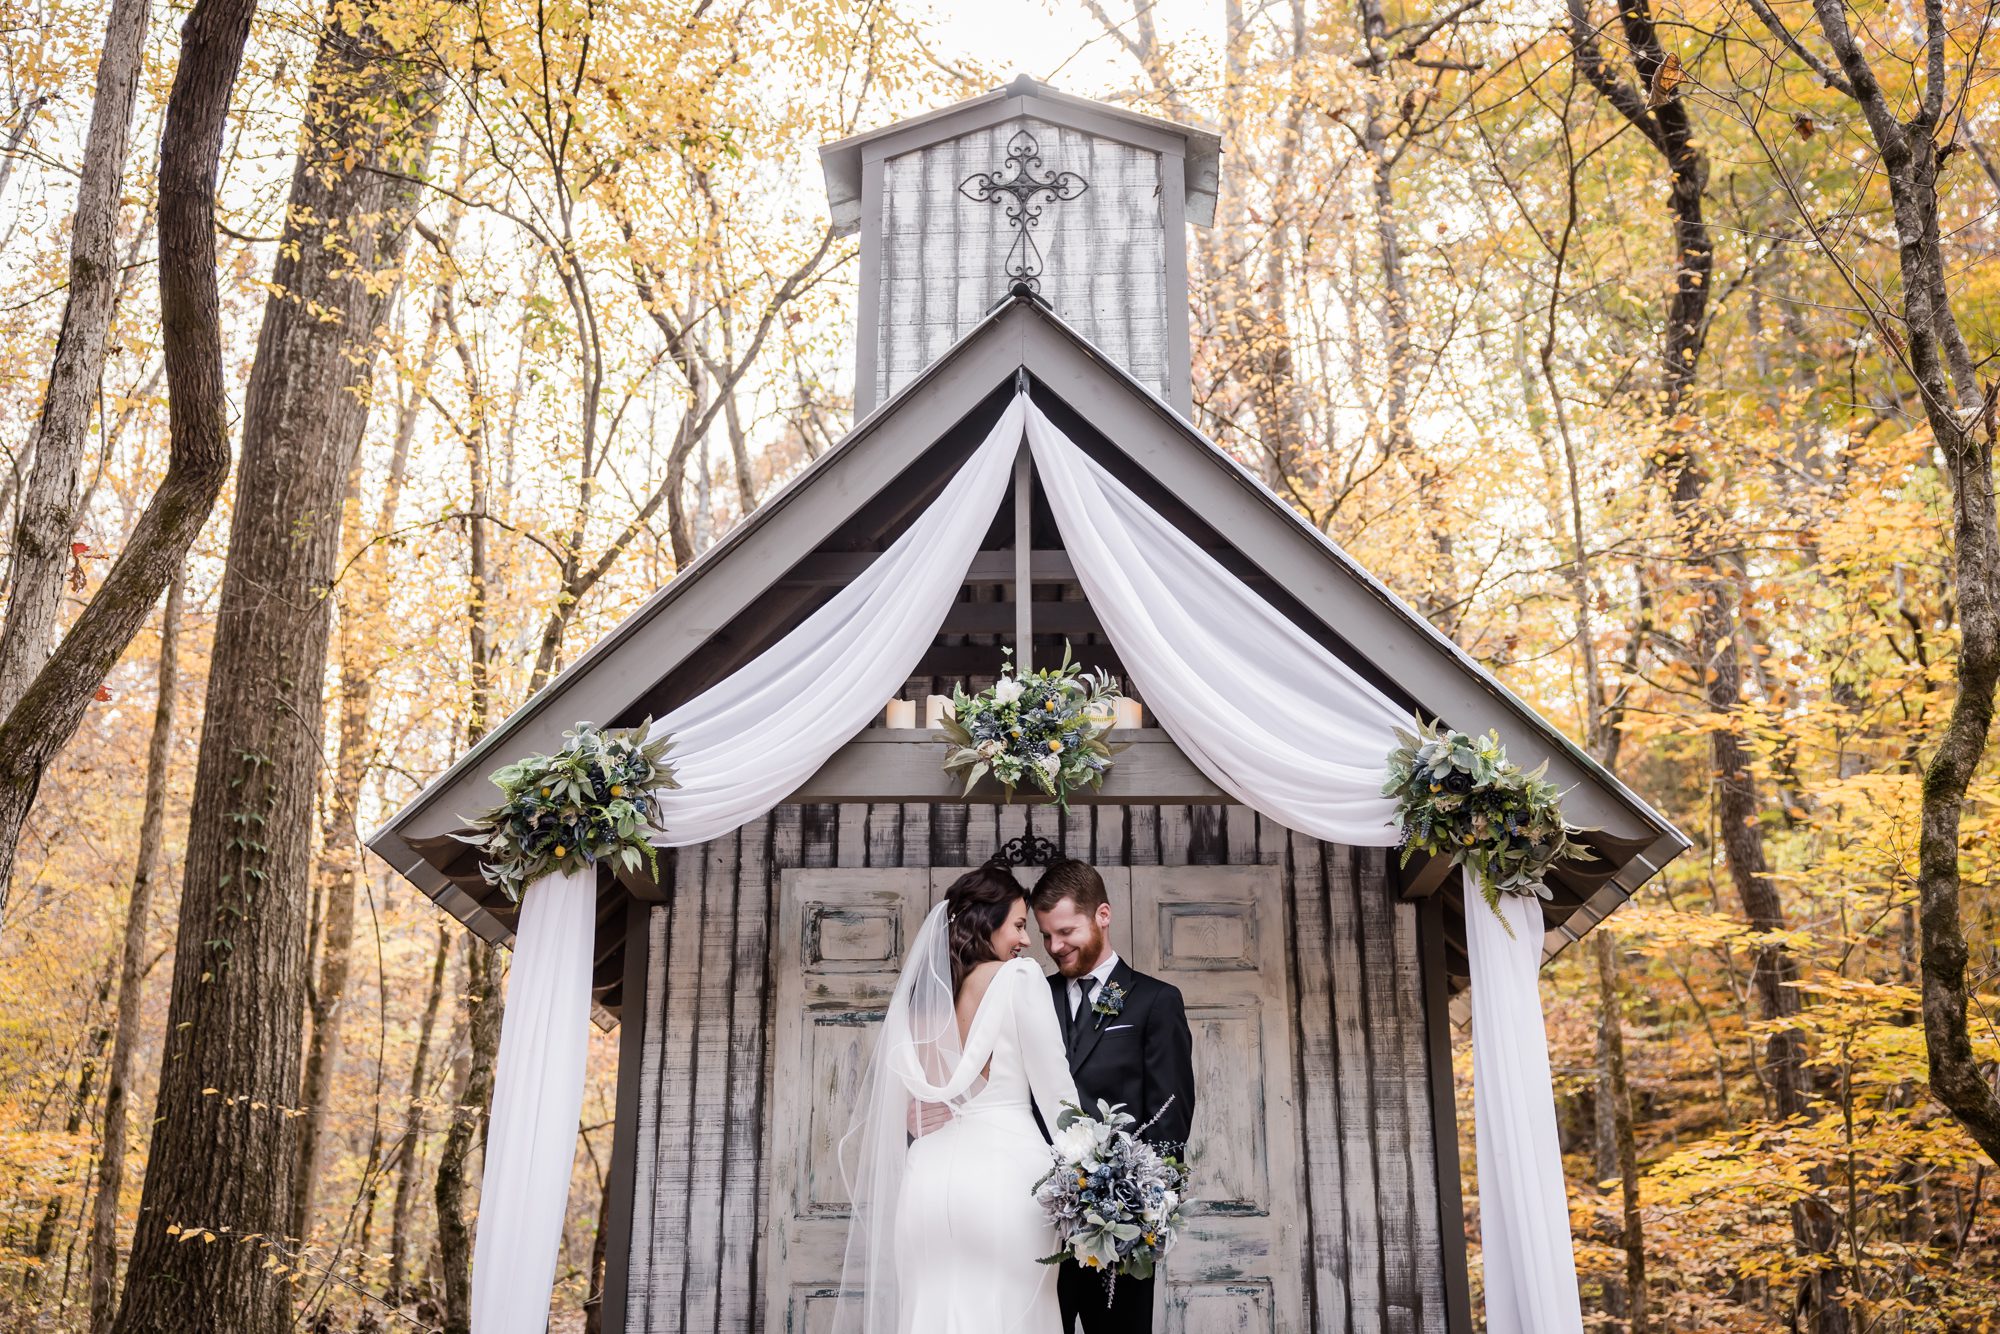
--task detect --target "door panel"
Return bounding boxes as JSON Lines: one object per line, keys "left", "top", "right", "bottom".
{"left": 764, "top": 870, "right": 930, "bottom": 1334}
{"left": 1127, "top": 866, "right": 1304, "bottom": 1334}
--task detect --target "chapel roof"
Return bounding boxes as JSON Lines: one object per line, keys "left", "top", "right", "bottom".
{"left": 365, "top": 292, "right": 1689, "bottom": 1017}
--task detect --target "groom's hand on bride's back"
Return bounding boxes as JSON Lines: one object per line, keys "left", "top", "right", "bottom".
{"left": 907, "top": 1100, "right": 953, "bottom": 1138}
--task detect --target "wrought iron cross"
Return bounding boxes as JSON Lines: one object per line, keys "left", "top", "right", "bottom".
{"left": 958, "top": 131, "right": 1089, "bottom": 296}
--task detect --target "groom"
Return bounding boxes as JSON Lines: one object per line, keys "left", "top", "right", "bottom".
{"left": 1033, "top": 859, "right": 1196, "bottom": 1334}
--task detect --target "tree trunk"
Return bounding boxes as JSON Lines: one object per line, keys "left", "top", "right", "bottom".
{"left": 0, "top": 0, "right": 244, "bottom": 935}
{"left": 1593, "top": 930, "right": 1647, "bottom": 1332}
{"left": 289, "top": 307, "right": 424, "bottom": 1243}
{"left": 87, "top": 566, "right": 184, "bottom": 1333}
{"left": 27, "top": 982, "right": 109, "bottom": 1308}
{"left": 109, "top": 7, "right": 440, "bottom": 1330}
{"left": 436, "top": 936, "right": 502, "bottom": 1334}
{"left": 582, "top": 1171, "right": 611, "bottom": 1334}
{"left": 0, "top": 0, "right": 150, "bottom": 720}
{"left": 1786, "top": 0, "right": 2000, "bottom": 1167}
{"left": 386, "top": 921, "right": 452, "bottom": 1304}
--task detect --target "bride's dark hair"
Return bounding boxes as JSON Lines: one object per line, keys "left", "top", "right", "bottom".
{"left": 943, "top": 863, "right": 1029, "bottom": 993}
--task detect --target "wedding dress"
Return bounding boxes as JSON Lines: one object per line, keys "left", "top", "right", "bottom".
{"left": 834, "top": 904, "right": 1080, "bottom": 1334}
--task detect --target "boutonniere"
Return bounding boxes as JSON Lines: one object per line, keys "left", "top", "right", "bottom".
{"left": 1092, "top": 980, "right": 1126, "bottom": 1020}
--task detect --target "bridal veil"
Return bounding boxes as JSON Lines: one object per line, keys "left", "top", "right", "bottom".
{"left": 832, "top": 901, "right": 998, "bottom": 1333}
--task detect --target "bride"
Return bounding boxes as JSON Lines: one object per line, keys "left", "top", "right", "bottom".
{"left": 834, "top": 862, "right": 1080, "bottom": 1333}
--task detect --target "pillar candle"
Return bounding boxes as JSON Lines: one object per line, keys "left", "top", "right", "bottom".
{"left": 884, "top": 698, "right": 916, "bottom": 729}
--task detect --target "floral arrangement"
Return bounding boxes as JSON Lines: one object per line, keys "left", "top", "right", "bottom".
{"left": 1034, "top": 1099, "right": 1190, "bottom": 1297}
{"left": 456, "top": 720, "right": 677, "bottom": 903}
{"left": 938, "top": 646, "right": 1122, "bottom": 807}
{"left": 1383, "top": 718, "right": 1593, "bottom": 917}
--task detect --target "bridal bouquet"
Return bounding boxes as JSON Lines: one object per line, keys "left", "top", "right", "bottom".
{"left": 938, "top": 645, "right": 1121, "bottom": 807}
{"left": 1034, "top": 1099, "right": 1190, "bottom": 1298}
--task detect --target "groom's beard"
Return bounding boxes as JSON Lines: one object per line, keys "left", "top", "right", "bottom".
{"left": 1053, "top": 925, "right": 1108, "bottom": 978}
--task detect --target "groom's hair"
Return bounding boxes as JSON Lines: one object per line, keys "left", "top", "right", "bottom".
{"left": 1031, "top": 858, "right": 1107, "bottom": 915}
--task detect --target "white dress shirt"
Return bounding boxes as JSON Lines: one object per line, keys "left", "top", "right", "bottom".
{"left": 1067, "top": 950, "right": 1122, "bottom": 1021}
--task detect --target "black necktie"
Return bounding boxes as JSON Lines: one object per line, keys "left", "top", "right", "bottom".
{"left": 1069, "top": 976, "right": 1098, "bottom": 1051}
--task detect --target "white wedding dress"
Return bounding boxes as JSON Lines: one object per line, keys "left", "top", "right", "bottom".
{"left": 835, "top": 908, "right": 1080, "bottom": 1334}
{"left": 896, "top": 957, "right": 1078, "bottom": 1331}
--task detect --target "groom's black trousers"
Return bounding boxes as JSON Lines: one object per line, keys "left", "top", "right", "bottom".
{"left": 1058, "top": 1261, "right": 1154, "bottom": 1334}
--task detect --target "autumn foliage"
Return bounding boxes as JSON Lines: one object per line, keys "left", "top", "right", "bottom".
{"left": 0, "top": 0, "right": 1994, "bottom": 1329}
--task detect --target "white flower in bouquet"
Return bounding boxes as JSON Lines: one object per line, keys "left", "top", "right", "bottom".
{"left": 1055, "top": 1119, "right": 1100, "bottom": 1165}
{"left": 992, "top": 677, "right": 1025, "bottom": 705}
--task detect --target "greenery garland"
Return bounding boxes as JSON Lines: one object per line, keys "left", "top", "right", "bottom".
{"left": 457, "top": 720, "right": 678, "bottom": 903}
{"left": 1383, "top": 718, "right": 1593, "bottom": 917}
{"left": 939, "top": 646, "right": 1122, "bottom": 807}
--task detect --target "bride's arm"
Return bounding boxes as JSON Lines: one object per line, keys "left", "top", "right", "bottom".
{"left": 1011, "top": 960, "right": 1080, "bottom": 1132}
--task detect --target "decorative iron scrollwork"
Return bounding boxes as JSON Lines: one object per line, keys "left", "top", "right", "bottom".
{"left": 995, "top": 832, "right": 1065, "bottom": 867}
{"left": 958, "top": 131, "right": 1088, "bottom": 296}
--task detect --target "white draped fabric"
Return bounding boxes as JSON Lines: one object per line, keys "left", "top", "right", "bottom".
{"left": 644, "top": 393, "right": 1027, "bottom": 847}
{"left": 1466, "top": 893, "right": 1587, "bottom": 1334}
{"left": 470, "top": 865, "right": 598, "bottom": 1334}
{"left": 1023, "top": 406, "right": 1410, "bottom": 846}
{"left": 470, "top": 390, "right": 1586, "bottom": 1331}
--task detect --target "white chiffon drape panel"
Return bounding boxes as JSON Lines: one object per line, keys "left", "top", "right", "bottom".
{"left": 1466, "top": 892, "right": 1587, "bottom": 1334}
{"left": 469, "top": 865, "right": 598, "bottom": 1334}
{"left": 647, "top": 394, "right": 1027, "bottom": 847}
{"left": 1023, "top": 403, "right": 1409, "bottom": 846}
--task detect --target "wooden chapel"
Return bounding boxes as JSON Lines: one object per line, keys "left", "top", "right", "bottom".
{"left": 368, "top": 77, "right": 1689, "bottom": 1334}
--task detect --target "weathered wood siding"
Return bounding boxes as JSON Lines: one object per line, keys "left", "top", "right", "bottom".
{"left": 876, "top": 116, "right": 1169, "bottom": 405}
{"left": 617, "top": 803, "right": 1460, "bottom": 1334}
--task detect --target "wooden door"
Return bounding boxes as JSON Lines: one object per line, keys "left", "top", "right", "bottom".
{"left": 1126, "top": 866, "right": 1304, "bottom": 1334}
{"left": 762, "top": 864, "right": 1300, "bottom": 1334}
{"left": 764, "top": 869, "right": 931, "bottom": 1334}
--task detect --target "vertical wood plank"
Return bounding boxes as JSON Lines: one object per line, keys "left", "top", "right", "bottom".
{"left": 1157, "top": 805, "right": 1191, "bottom": 867}
{"left": 1328, "top": 841, "right": 1384, "bottom": 1334}
{"left": 626, "top": 905, "right": 670, "bottom": 1328}
{"left": 931, "top": 803, "right": 968, "bottom": 866}
{"left": 1285, "top": 830, "right": 1349, "bottom": 1330}
{"left": 1389, "top": 867, "right": 1449, "bottom": 1334}
{"left": 1126, "top": 804, "right": 1160, "bottom": 866}
{"left": 1420, "top": 893, "right": 1476, "bottom": 1334}
{"left": 964, "top": 803, "right": 999, "bottom": 864}
{"left": 757, "top": 807, "right": 806, "bottom": 1332}
{"left": 717, "top": 820, "right": 772, "bottom": 1333}
{"left": 864, "top": 803, "right": 901, "bottom": 869}
{"left": 1188, "top": 804, "right": 1225, "bottom": 864}
{"left": 835, "top": 803, "right": 869, "bottom": 868}
{"left": 1062, "top": 801, "right": 1095, "bottom": 864}
{"left": 647, "top": 841, "right": 710, "bottom": 1326}
{"left": 801, "top": 803, "right": 839, "bottom": 868}
{"left": 1095, "top": 803, "right": 1127, "bottom": 867}
{"left": 1225, "top": 804, "right": 1259, "bottom": 866}
{"left": 679, "top": 830, "right": 740, "bottom": 1324}
{"left": 1358, "top": 844, "right": 1420, "bottom": 1334}
{"left": 900, "top": 802, "right": 931, "bottom": 869}
{"left": 602, "top": 896, "right": 651, "bottom": 1334}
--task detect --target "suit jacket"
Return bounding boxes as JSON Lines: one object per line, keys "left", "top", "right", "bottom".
{"left": 1048, "top": 959, "right": 1196, "bottom": 1152}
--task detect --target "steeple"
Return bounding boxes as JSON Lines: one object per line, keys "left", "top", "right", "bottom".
{"left": 820, "top": 77, "right": 1219, "bottom": 419}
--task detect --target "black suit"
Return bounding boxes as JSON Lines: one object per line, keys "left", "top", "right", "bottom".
{"left": 1048, "top": 958, "right": 1196, "bottom": 1334}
